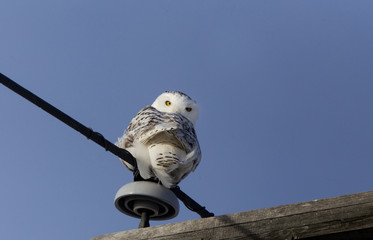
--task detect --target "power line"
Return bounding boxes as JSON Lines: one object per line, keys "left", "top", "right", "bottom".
{"left": 0, "top": 72, "right": 214, "bottom": 218}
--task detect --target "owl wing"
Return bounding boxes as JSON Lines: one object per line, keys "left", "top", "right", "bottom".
{"left": 117, "top": 106, "right": 201, "bottom": 172}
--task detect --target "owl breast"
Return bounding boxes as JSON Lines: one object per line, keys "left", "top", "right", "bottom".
{"left": 116, "top": 105, "right": 201, "bottom": 188}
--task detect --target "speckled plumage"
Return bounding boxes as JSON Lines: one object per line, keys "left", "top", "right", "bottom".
{"left": 116, "top": 92, "right": 201, "bottom": 188}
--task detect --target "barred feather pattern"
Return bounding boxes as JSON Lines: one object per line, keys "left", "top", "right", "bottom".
{"left": 116, "top": 105, "right": 201, "bottom": 187}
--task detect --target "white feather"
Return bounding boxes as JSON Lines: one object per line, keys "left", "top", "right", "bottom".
{"left": 117, "top": 91, "right": 201, "bottom": 188}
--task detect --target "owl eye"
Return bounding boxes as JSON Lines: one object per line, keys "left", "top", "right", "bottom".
{"left": 165, "top": 100, "right": 171, "bottom": 106}
{"left": 185, "top": 107, "right": 192, "bottom": 112}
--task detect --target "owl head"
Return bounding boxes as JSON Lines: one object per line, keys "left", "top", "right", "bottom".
{"left": 152, "top": 91, "right": 199, "bottom": 125}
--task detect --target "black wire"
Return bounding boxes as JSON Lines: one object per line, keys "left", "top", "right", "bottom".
{"left": 171, "top": 186, "right": 214, "bottom": 218}
{"left": 0, "top": 72, "right": 214, "bottom": 218}
{"left": 0, "top": 73, "right": 137, "bottom": 168}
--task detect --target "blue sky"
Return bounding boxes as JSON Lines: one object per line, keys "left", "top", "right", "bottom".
{"left": 1, "top": 1, "right": 373, "bottom": 239}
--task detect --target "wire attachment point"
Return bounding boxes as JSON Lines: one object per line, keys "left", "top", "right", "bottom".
{"left": 0, "top": 72, "right": 215, "bottom": 219}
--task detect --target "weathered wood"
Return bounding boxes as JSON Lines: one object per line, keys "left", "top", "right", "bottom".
{"left": 92, "top": 191, "right": 373, "bottom": 240}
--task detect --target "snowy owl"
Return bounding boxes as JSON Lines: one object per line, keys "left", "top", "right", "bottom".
{"left": 116, "top": 91, "right": 201, "bottom": 188}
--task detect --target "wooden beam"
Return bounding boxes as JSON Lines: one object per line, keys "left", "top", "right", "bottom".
{"left": 92, "top": 191, "right": 373, "bottom": 240}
